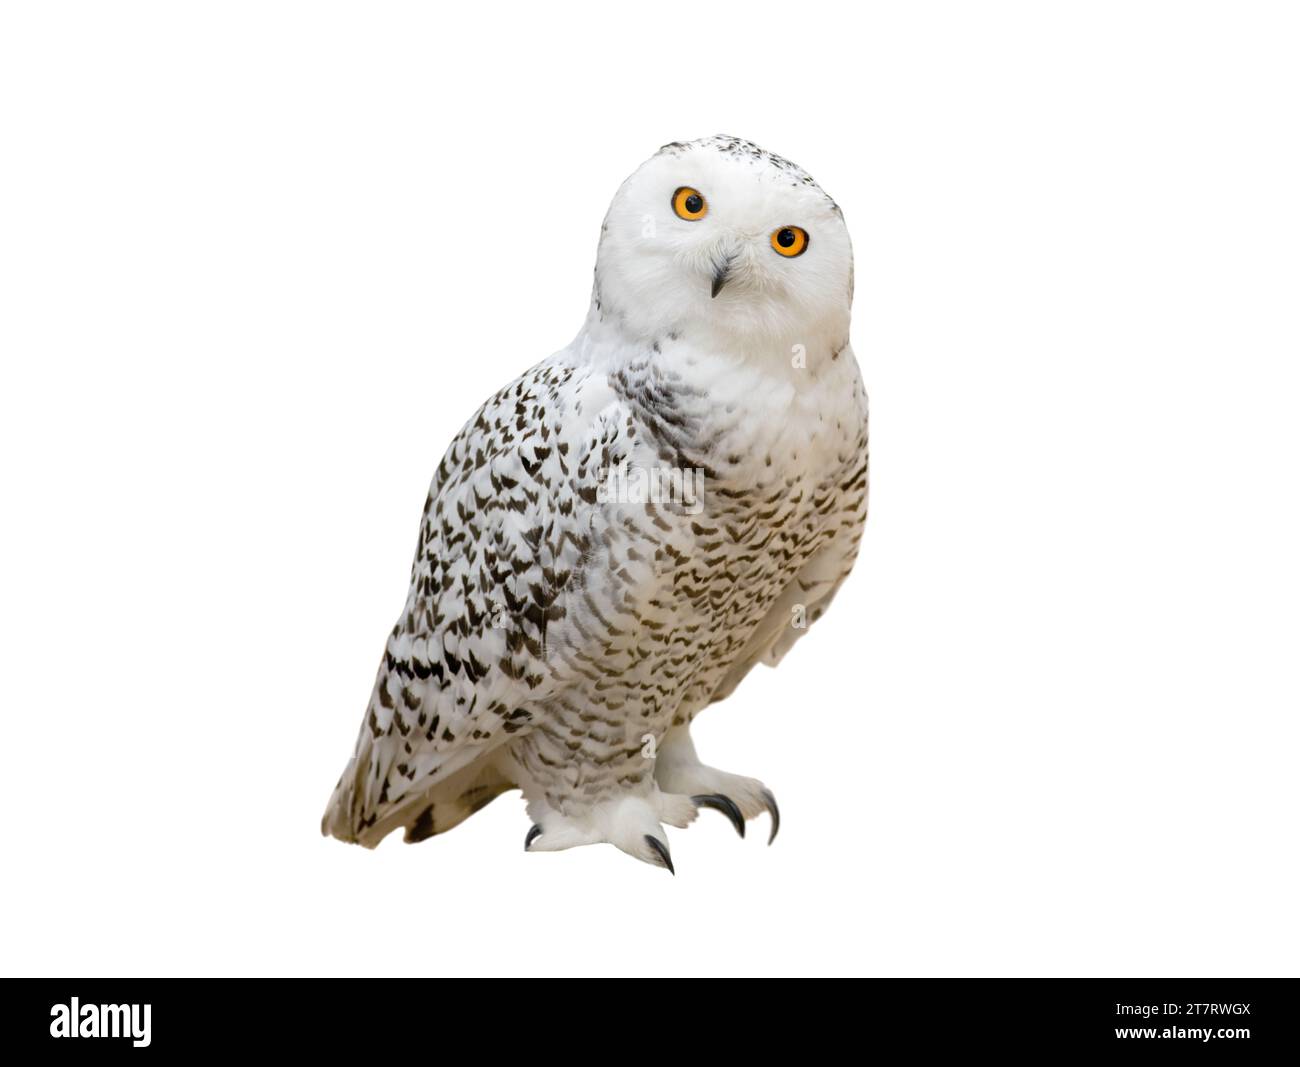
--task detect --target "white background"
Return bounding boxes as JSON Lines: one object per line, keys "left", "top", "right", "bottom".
{"left": 1, "top": 2, "right": 1297, "bottom": 977}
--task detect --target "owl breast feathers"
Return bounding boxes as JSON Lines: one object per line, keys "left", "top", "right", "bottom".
{"left": 323, "top": 135, "right": 868, "bottom": 871}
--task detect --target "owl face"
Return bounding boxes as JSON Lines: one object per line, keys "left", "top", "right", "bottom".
{"left": 594, "top": 135, "right": 853, "bottom": 349}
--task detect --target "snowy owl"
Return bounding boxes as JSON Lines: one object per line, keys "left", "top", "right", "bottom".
{"left": 322, "top": 135, "right": 869, "bottom": 871}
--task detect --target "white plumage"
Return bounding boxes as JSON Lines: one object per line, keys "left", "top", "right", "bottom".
{"left": 322, "top": 135, "right": 868, "bottom": 870}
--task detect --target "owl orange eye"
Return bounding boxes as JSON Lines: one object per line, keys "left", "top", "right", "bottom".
{"left": 771, "top": 226, "right": 809, "bottom": 257}
{"left": 672, "top": 186, "right": 707, "bottom": 221}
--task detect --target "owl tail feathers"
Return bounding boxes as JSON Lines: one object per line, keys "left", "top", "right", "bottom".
{"left": 320, "top": 764, "right": 415, "bottom": 849}
{"left": 321, "top": 745, "right": 515, "bottom": 849}
{"left": 320, "top": 743, "right": 404, "bottom": 849}
{"left": 320, "top": 717, "right": 413, "bottom": 847}
{"left": 320, "top": 755, "right": 373, "bottom": 846}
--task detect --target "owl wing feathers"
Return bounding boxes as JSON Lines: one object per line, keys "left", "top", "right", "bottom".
{"left": 321, "top": 357, "right": 624, "bottom": 846}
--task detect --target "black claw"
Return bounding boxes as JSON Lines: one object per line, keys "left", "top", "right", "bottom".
{"left": 524, "top": 824, "right": 543, "bottom": 850}
{"left": 644, "top": 834, "right": 675, "bottom": 874}
{"left": 761, "top": 788, "right": 780, "bottom": 845}
{"left": 692, "top": 793, "right": 745, "bottom": 838}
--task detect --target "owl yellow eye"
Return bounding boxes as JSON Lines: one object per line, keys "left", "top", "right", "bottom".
{"left": 771, "top": 226, "right": 809, "bottom": 257}
{"left": 672, "top": 186, "right": 707, "bottom": 221}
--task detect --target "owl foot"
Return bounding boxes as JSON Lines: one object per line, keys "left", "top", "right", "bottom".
{"left": 654, "top": 733, "right": 780, "bottom": 844}
{"left": 681, "top": 777, "right": 777, "bottom": 843}
{"left": 522, "top": 791, "right": 696, "bottom": 871}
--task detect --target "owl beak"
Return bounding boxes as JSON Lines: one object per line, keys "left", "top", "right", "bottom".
{"left": 710, "top": 259, "right": 733, "bottom": 298}
{"left": 710, "top": 242, "right": 741, "bottom": 298}
{"left": 711, "top": 240, "right": 745, "bottom": 298}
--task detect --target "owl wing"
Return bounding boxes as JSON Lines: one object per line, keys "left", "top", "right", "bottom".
{"left": 321, "top": 357, "right": 618, "bottom": 847}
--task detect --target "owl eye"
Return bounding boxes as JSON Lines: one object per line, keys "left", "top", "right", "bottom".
{"left": 672, "top": 186, "right": 707, "bottom": 221}
{"left": 771, "top": 226, "right": 809, "bottom": 257}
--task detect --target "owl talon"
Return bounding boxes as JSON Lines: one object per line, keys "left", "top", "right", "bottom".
{"left": 524, "top": 824, "right": 543, "bottom": 850}
{"left": 644, "top": 835, "right": 675, "bottom": 874}
{"left": 761, "top": 789, "right": 780, "bottom": 845}
{"left": 692, "top": 794, "right": 745, "bottom": 838}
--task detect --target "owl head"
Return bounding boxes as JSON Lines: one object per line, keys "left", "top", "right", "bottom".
{"left": 591, "top": 135, "right": 853, "bottom": 354}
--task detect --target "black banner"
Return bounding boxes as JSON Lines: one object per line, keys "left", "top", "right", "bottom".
{"left": 3, "top": 979, "right": 1293, "bottom": 1056}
